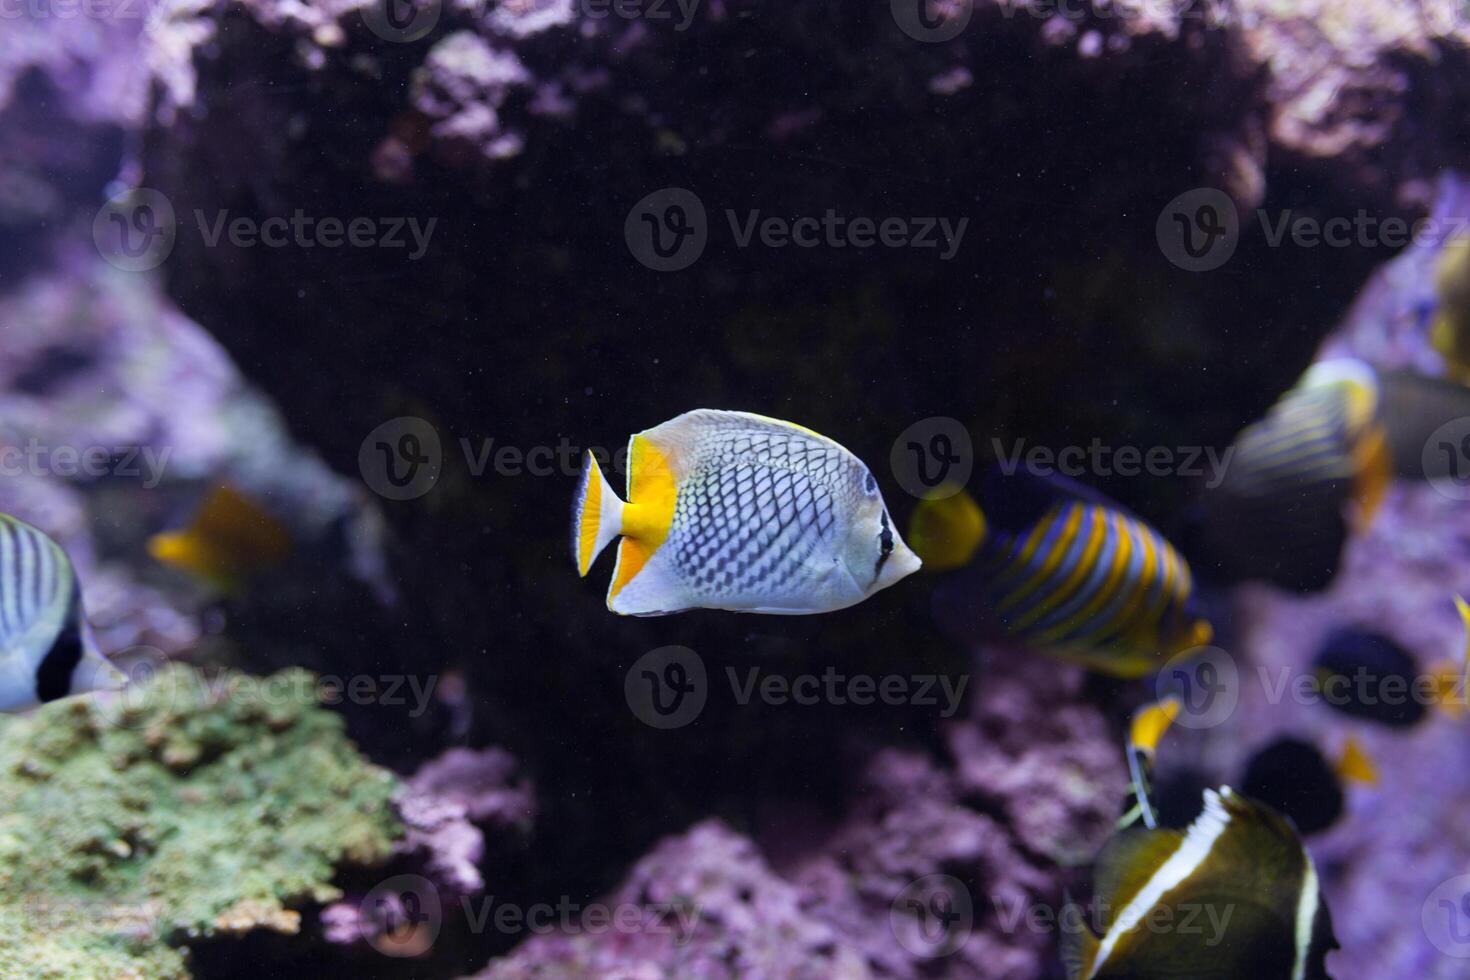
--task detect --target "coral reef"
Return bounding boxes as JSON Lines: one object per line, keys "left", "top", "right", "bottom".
{"left": 0, "top": 665, "right": 401, "bottom": 980}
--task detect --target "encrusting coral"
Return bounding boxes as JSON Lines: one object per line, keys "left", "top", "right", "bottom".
{"left": 0, "top": 665, "right": 402, "bottom": 980}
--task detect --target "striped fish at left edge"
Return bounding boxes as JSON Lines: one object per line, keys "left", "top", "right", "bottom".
{"left": 0, "top": 513, "right": 126, "bottom": 713}
{"left": 1062, "top": 787, "right": 1338, "bottom": 980}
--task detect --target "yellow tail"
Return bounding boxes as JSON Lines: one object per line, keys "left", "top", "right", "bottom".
{"left": 572, "top": 452, "right": 625, "bottom": 577}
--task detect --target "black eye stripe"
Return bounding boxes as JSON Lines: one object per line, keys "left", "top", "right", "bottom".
{"left": 875, "top": 511, "right": 894, "bottom": 577}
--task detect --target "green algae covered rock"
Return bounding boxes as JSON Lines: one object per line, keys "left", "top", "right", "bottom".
{"left": 0, "top": 665, "right": 402, "bottom": 980}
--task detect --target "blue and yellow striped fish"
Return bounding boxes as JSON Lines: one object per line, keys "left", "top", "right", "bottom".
{"left": 913, "top": 467, "right": 1212, "bottom": 677}
{"left": 0, "top": 514, "right": 125, "bottom": 713}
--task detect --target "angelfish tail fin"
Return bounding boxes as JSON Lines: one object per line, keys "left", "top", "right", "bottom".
{"left": 572, "top": 451, "right": 626, "bottom": 577}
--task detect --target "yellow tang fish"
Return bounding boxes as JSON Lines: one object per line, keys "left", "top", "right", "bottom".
{"left": 572, "top": 410, "right": 921, "bottom": 615}
{"left": 913, "top": 466, "right": 1212, "bottom": 678}
{"left": 0, "top": 514, "right": 125, "bottom": 712}
{"left": 148, "top": 485, "right": 292, "bottom": 591}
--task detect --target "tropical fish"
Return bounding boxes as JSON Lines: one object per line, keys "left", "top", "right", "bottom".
{"left": 148, "top": 485, "right": 292, "bottom": 591}
{"left": 1432, "top": 235, "right": 1470, "bottom": 384}
{"left": 1067, "top": 700, "right": 1338, "bottom": 979}
{"left": 0, "top": 514, "right": 126, "bottom": 713}
{"left": 915, "top": 466, "right": 1212, "bottom": 677}
{"left": 1062, "top": 786, "right": 1338, "bottom": 980}
{"left": 1241, "top": 737, "right": 1343, "bottom": 836}
{"left": 572, "top": 410, "right": 920, "bottom": 615}
{"left": 1310, "top": 628, "right": 1425, "bottom": 728}
{"left": 1197, "top": 359, "right": 1470, "bottom": 591}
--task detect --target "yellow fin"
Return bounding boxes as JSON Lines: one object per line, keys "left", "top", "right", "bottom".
{"left": 1129, "top": 696, "right": 1181, "bottom": 760}
{"left": 907, "top": 484, "right": 986, "bottom": 571}
{"left": 1335, "top": 736, "right": 1379, "bottom": 786}
{"left": 148, "top": 485, "right": 290, "bottom": 589}
{"left": 573, "top": 451, "right": 625, "bottom": 577}
{"left": 607, "top": 435, "right": 677, "bottom": 601}
{"left": 1349, "top": 422, "right": 1392, "bottom": 528}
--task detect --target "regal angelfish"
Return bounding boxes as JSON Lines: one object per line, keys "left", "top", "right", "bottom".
{"left": 910, "top": 465, "right": 1213, "bottom": 678}
{"left": 0, "top": 514, "right": 125, "bottom": 713}
{"left": 572, "top": 410, "right": 921, "bottom": 615}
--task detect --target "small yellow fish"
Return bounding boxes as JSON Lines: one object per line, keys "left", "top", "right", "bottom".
{"left": 148, "top": 486, "right": 292, "bottom": 591}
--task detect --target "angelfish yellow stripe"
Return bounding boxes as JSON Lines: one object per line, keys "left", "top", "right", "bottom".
{"left": 609, "top": 435, "right": 678, "bottom": 600}
{"left": 996, "top": 505, "right": 1084, "bottom": 612}
{"left": 1010, "top": 507, "right": 1108, "bottom": 631}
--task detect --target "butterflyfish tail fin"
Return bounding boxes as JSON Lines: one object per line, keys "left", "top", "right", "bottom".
{"left": 573, "top": 451, "right": 626, "bottom": 577}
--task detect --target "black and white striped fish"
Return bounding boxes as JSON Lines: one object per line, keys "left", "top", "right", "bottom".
{"left": 0, "top": 514, "right": 124, "bottom": 713}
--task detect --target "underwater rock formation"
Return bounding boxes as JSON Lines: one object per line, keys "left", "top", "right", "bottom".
{"left": 0, "top": 664, "right": 401, "bottom": 979}
{"left": 469, "top": 651, "right": 1122, "bottom": 978}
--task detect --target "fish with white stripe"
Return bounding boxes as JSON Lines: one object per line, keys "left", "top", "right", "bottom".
{"left": 0, "top": 514, "right": 126, "bottom": 713}
{"left": 1062, "top": 700, "right": 1339, "bottom": 979}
